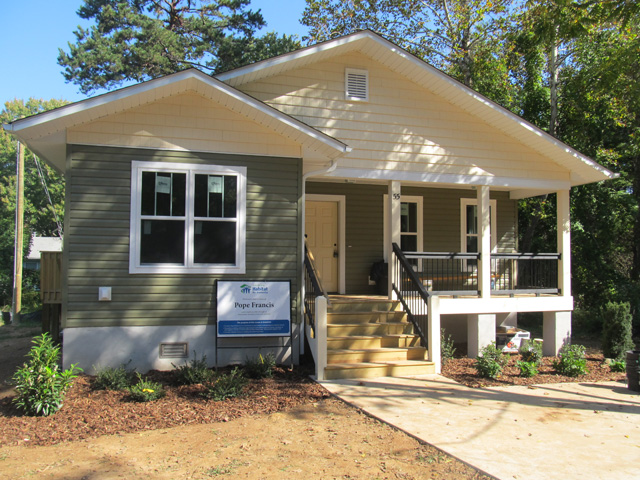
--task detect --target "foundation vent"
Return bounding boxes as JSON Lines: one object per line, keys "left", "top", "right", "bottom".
{"left": 159, "top": 342, "right": 189, "bottom": 359}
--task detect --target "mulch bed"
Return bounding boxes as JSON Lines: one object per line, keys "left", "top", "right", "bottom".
{"left": 0, "top": 367, "right": 330, "bottom": 447}
{"left": 0, "top": 354, "right": 628, "bottom": 448}
{"left": 442, "top": 352, "right": 627, "bottom": 388}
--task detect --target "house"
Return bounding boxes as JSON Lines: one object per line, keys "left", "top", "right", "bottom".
{"left": 3, "top": 31, "right": 616, "bottom": 379}
{"left": 25, "top": 235, "right": 63, "bottom": 271}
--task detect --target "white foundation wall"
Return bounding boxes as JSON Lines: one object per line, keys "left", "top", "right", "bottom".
{"left": 63, "top": 325, "right": 297, "bottom": 374}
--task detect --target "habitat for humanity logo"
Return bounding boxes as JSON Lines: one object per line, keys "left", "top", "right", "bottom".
{"left": 240, "top": 283, "right": 268, "bottom": 294}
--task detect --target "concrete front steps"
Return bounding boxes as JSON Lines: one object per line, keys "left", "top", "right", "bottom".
{"left": 324, "top": 297, "right": 435, "bottom": 380}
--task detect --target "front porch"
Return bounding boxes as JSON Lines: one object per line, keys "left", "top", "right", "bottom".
{"left": 303, "top": 180, "right": 573, "bottom": 380}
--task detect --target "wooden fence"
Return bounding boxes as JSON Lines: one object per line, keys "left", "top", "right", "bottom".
{"left": 40, "top": 251, "right": 62, "bottom": 341}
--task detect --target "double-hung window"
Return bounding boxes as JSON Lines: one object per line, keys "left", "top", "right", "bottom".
{"left": 130, "top": 161, "right": 246, "bottom": 274}
{"left": 460, "top": 198, "right": 497, "bottom": 266}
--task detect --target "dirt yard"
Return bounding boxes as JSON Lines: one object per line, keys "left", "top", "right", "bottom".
{"left": 0, "top": 324, "right": 491, "bottom": 480}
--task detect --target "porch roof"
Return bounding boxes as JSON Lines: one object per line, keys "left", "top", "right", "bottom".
{"left": 3, "top": 69, "right": 350, "bottom": 173}
{"left": 218, "top": 31, "right": 617, "bottom": 191}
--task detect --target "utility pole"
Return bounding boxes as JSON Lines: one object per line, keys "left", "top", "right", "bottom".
{"left": 11, "top": 141, "right": 24, "bottom": 325}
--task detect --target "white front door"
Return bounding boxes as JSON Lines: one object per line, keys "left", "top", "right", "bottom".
{"left": 306, "top": 200, "right": 339, "bottom": 293}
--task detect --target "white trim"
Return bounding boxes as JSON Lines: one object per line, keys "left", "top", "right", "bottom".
{"left": 460, "top": 198, "right": 497, "bottom": 254}
{"left": 129, "top": 160, "right": 246, "bottom": 274}
{"left": 383, "top": 195, "right": 424, "bottom": 261}
{"left": 326, "top": 167, "right": 573, "bottom": 191}
{"left": 306, "top": 194, "right": 346, "bottom": 295}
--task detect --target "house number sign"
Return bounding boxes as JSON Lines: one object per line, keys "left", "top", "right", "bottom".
{"left": 217, "top": 281, "right": 291, "bottom": 337}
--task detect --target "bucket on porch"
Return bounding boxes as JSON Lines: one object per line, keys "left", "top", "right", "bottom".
{"left": 626, "top": 350, "right": 640, "bottom": 392}
{"left": 370, "top": 260, "right": 388, "bottom": 295}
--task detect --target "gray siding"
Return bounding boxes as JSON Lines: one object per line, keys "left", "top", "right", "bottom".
{"left": 64, "top": 145, "right": 302, "bottom": 328}
{"left": 307, "top": 182, "right": 517, "bottom": 294}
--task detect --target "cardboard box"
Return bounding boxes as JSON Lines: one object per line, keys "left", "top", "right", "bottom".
{"left": 496, "top": 326, "right": 530, "bottom": 353}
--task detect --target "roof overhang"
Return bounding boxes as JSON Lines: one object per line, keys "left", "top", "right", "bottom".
{"left": 3, "top": 69, "right": 350, "bottom": 173}
{"left": 218, "top": 30, "right": 618, "bottom": 189}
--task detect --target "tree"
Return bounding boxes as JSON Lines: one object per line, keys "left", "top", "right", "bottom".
{"left": 0, "top": 99, "right": 67, "bottom": 309}
{"left": 301, "top": 0, "right": 518, "bottom": 95}
{"left": 58, "top": 0, "right": 301, "bottom": 94}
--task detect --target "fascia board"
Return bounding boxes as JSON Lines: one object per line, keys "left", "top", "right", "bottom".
{"left": 5, "top": 69, "right": 349, "bottom": 160}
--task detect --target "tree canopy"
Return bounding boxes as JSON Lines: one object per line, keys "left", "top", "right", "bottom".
{"left": 0, "top": 99, "right": 67, "bottom": 309}
{"left": 58, "top": 0, "right": 301, "bottom": 94}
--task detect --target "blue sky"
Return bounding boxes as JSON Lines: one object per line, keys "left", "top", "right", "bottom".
{"left": 0, "top": 0, "right": 309, "bottom": 107}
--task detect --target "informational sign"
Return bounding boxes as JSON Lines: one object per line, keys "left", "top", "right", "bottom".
{"left": 217, "top": 281, "right": 291, "bottom": 337}
{"left": 156, "top": 175, "right": 171, "bottom": 194}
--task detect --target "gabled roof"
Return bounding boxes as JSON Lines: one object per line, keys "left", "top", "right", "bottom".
{"left": 3, "top": 69, "right": 350, "bottom": 172}
{"left": 218, "top": 30, "right": 617, "bottom": 188}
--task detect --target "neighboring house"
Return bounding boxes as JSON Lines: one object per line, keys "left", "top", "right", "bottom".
{"left": 25, "top": 235, "right": 63, "bottom": 271}
{"left": 3, "top": 31, "right": 615, "bottom": 378}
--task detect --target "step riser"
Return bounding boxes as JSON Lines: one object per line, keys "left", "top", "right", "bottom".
{"left": 327, "top": 336, "right": 421, "bottom": 349}
{"left": 327, "top": 311, "right": 407, "bottom": 324}
{"left": 328, "top": 324, "right": 414, "bottom": 336}
{"left": 324, "top": 363, "right": 436, "bottom": 380}
{"left": 328, "top": 349, "right": 427, "bottom": 364}
{"left": 329, "top": 301, "right": 400, "bottom": 313}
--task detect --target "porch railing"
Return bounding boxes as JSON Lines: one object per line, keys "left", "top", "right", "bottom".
{"left": 391, "top": 243, "right": 429, "bottom": 347}
{"left": 490, "top": 253, "right": 560, "bottom": 295}
{"left": 304, "top": 243, "right": 328, "bottom": 380}
{"left": 404, "top": 251, "right": 481, "bottom": 296}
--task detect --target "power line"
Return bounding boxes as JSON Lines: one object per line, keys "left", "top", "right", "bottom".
{"left": 32, "top": 154, "right": 63, "bottom": 238}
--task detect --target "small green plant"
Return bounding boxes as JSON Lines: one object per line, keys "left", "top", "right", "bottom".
{"left": 243, "top": 352, "right": 276, "bottom": 379}
{"left": 553, "top": 344, "right": 589, "bottom": 377}
{"left": 172, "top": 351, "right": 214, "bottom": 385}
{"left": 609, "top": 360, "right": 626, "bottom": 373}
{"left": 441, "top": 328, "right": 456, "bottom": 366}
{"left": 519, "top": 339, "right": 543, "bottom": 365}
{"left": 128, "top": 373, "right": 166, "bottom": 402}
{"left": 474, "top": 343, "right": 508, "bottom": 379}
{"left": 203, "top": 367, "right": 247, "bottom": 401}
{"left": 12, "top": 333, "right": 82, "bottom": 416}
{"left": 516, "top": 360, "right": 539, "bottom": 378}
{"left": 93, "top": 362, "right": 134, "bottom": 390}
{"left": 601, "top": 302, "right": 635, "bottom": 361}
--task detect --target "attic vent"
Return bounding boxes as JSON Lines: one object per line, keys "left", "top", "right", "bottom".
{"left": 345, "top": 68, "right": 369, "bottom": 101}
{"left": 159, "top": 342, "right": 189, "bottom": 359}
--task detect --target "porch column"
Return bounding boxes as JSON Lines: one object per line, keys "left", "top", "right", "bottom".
{"left": 467, "top": 314, "right": 496, "bottom": 358}
{"left": 557, "top": 189, "right": 571, "bottom": 297}
{"left": 477, "top": 185, "right": 491, "bottom": 298}
{"left": 387, "top": 180, "right": 401, "bottom": 300}
{"left": 543, "top": 311, "right": 571, "bottom": 356}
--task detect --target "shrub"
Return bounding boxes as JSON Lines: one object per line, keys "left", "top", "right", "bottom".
{"left": 128, "top": 373, "right": 165, "bottom": 402}
{"left": 172, "top": 351, "right": 214, "bottom": 385}
{"left": 474, "top": 343, "right": 508, "bottom": 379}
{"left": 516, "top": 360, "right": 538, "bottom": 378}
{"left": 203, "top": 367, "right": 247, "bottom": 401}
{"left": 519, "top": 339, "right": 543, "bottom": 365}
{"left": 93, "top": 362, "right": 134, "bottom": 390}
{"left": 12, "top": 333, "right": 82, "bottom": 416}
{"left": 609, "top": 360, "right": 626, "bottom": 373}
{"left": 601, "top": 302, "right": 635, "bottom": 361}
{"left": 441, "top": 329, "right": 456, "bottom": 366}
{"left": 244, "top": 353, "right": 276, "bottom": 379}
{"left": 553, "top": 344, "right": 589, "bottom": 377}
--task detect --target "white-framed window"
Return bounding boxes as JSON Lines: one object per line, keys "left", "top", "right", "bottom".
{"left": 460, "top": 198, "right": 497, "bottom": 256}
{"left": 383, "top": 195, "right": 423, "bottom": 261}
{"left": 345, "top": 68, "right": 369, "bottom": 101}
{"left": 129, "top": 161, "right": 246, "bottom": 274}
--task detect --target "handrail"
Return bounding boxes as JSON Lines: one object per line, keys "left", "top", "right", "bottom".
{"left": 304, "top": 243, "right": 329, "bottom": 333}
{"left": 391, "top": 243, "right": 429, "bottom": 346}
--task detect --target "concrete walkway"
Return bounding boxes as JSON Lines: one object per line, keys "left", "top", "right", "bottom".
{"left": 320, "top": 375, "right": 640, "bottom": 480}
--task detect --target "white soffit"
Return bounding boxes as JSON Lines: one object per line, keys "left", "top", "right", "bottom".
{"left": 3, "top": 69, "right": 349, "bottom": 172}
{"left": 218, "top": 31, "right": 617, "bottom": 187}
